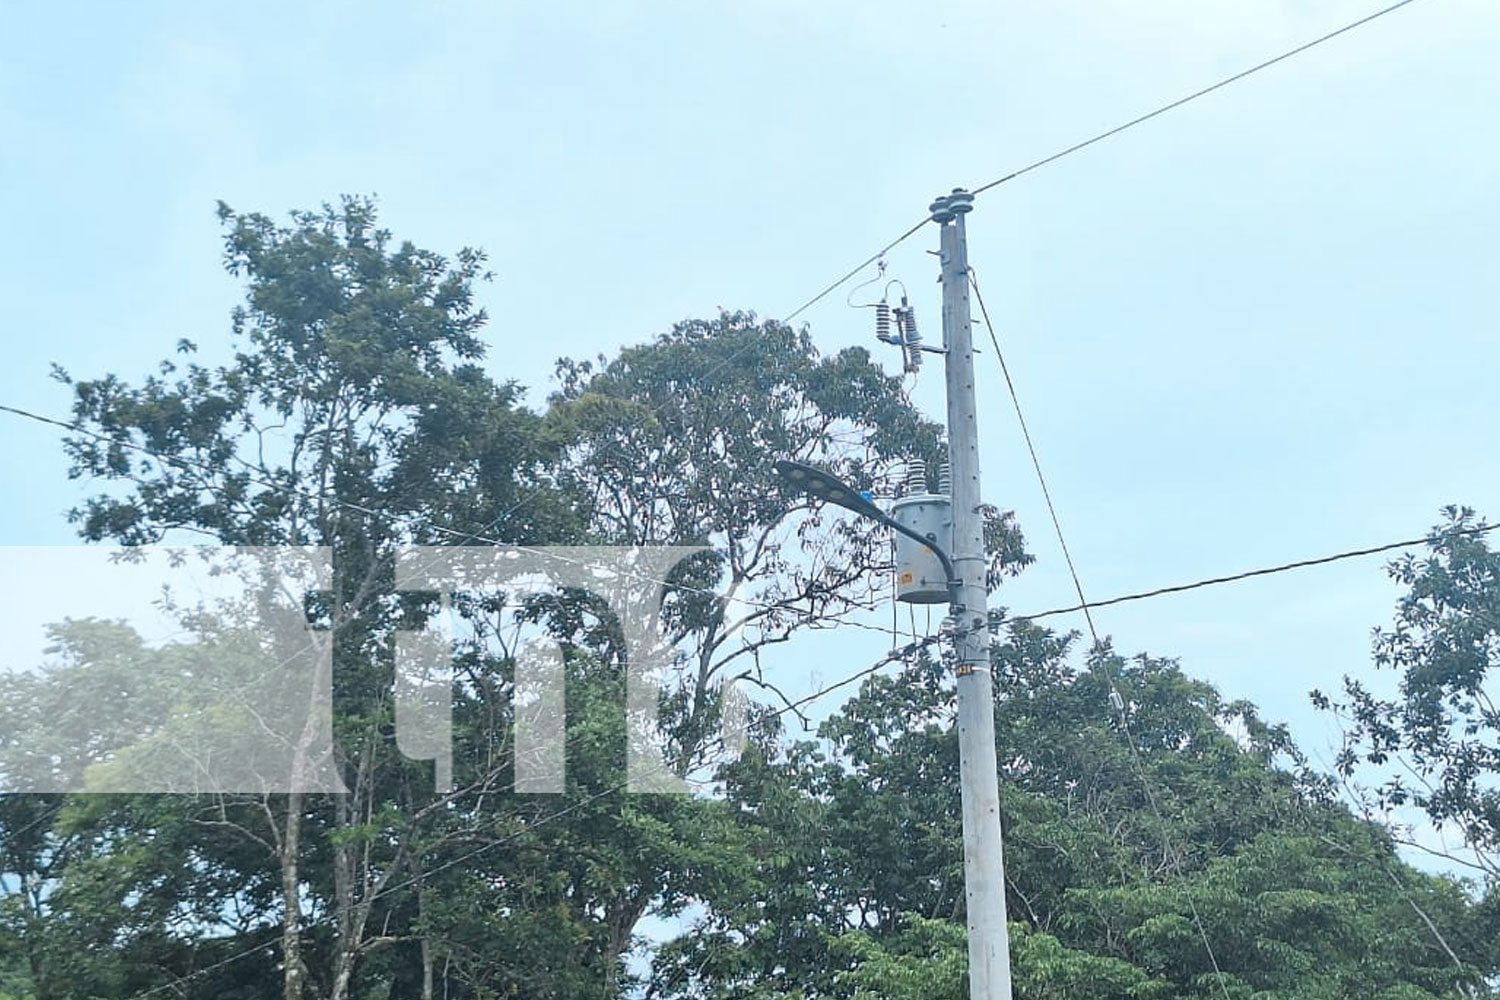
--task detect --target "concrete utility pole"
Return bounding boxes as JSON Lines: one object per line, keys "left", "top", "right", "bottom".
{"left": 931, "top": 188, "right": 1013, "bottom": 1000}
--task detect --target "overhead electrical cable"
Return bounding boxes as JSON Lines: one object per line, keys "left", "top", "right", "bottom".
{"left": 969, "top": 270, "right": 1098, "bottom": 642}
{"left": 1012, "top": 523, "right": 1499, "bottom": 624}
{"left": 781, "top": 216, "right": 931, "bottom": 324}
{"left": 0, "top": 394, "right": 936, "bottom": 846}
{"left": 348, "top": 0, "right": 1431, "bottom": 547}
{"left": 0, "top": 395, "right": 921, "bottom": 794}
{"left": 466, "top": 215, "right": 931, "bottom": 545}
{"left": 364, "top": 630, "right": 948, "bottom": 906}
{"left": 973, "top": 254, "right": 1493, "bottom": 993}
{"left": 772, "top": 1, "right": 1427, "bottom": 343}
{"left": 969, "top": 270, "right": 1232, "bottom": 999}
{"left": 969, "top": 0, "right": 1424, "bottom": 196}
{"left": 4, "top": 400, "right": 1488, "bottom": 640}
{"left": 0, "top": 402, "right": 829, "bottom": 622}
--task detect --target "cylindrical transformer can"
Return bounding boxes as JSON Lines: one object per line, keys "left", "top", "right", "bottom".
{"left": 891, "top": 494, "right": 953, "bottom": 604}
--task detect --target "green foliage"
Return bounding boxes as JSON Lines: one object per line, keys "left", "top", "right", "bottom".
{"left": 659, "top": 623, "right": 1495, "bottom": 1000}
{"left": 55, "top": 195, "right": 565, "bottom": 550}
{"left": 1317, "top": 507, "right": 1500, "bottom": 874}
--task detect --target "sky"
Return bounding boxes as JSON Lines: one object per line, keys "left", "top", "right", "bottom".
{"left": 2, "top": 0, "right": 1498, "bottom": 871}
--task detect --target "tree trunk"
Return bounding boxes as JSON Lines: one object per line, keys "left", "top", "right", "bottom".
{"left": 23, "top": 874, "right": 53, "bottom": 1000}
{"left": 329, "top": 790, "right": 356, "bottom": 1000}
{"left": 421, "top": 921, "right": 435, "bottom": 1000}
{"left": 281, "top": 790, "right": 306, "bottom": 1000}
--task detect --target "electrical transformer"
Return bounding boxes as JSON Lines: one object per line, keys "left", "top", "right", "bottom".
{"left": 892, "top": 490, "right": 952, "bottom": 604}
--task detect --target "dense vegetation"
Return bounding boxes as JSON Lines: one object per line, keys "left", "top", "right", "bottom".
{"left": 0, "top": 199, "right": 1494, "bottom": 999}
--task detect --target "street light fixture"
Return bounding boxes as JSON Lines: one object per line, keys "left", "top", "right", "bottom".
{"left": 773, "top": 459, "right": 962, "bottom": 607}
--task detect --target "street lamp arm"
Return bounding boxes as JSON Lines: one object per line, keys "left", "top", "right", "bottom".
{"left": 773, "top": 460, "right": 962, "bottom": 607}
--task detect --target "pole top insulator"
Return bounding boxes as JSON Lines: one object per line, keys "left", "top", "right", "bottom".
{"left": 929, "top": 188, "right": 974, "bottom": 223}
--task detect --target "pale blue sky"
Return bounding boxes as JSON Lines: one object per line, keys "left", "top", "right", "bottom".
{"left": 2, "top": 0, "right": 1498, "bottom": 854}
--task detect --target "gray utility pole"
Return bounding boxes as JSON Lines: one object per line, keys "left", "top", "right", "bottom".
{"left": 931, "top": 188, "right": 1014, "bottom": 1000}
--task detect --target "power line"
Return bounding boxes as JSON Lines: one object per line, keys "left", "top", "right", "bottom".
{"left": 472, "top": 0, "right": 1423, "bottom": 541}
{"left": 0, "top": 407, "right": 934, "bottom": 840}
{"left": 969, "top": 269, "right": 1099, "bottom": 644}
{"left": 781, "top": 216, "right": 931, "bottom": 324}
{"left": 779, "top": 1, "right": 1426, "bottom": 332}
{"left": 132, "top": 939, "right": 281, "bottom": 998}
{"left": 0, "top": 804, "right": 64, "bottom": 850}
{"left": 367, "top": 631, "right": 942, "bottom": 904}
{"left": 0, "top": 402, "right": 835, "bottom": 624}
{"left": 4, "top": 400, "right": 927, "bottom": 693}
{"left": 7, "top": 400, "right": 1492, "bottom": 649}
{"left": 2, "top": 402, "right": 981, "bottom": 676}
{"left": 1, "top": 397, "right": 931, "bottom": 858}
{"left": 422, "top": 222, "right": 939, "bottom": 549}
{"left": 1012, "top": 522, "right": 1499, "bottom": 624}
{"left": 974, "top": 246, "right": 1490, "bottom": 991}
{"left": 740, "top": 1, "right": 1427, "bottom": 356}
{"left": 4, "top": 391, "right": 926, "bottom": 773}
{"left": 970, "top": 0, "right": 1424, "bottom": 197}
{"left": 969, "top": 270, "right": 1232, "bottom": 998}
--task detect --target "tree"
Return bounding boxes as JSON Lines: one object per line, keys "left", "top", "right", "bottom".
{"left": 37, "top": 195, "right": 566, "bottom": 1000}
{"left": 1316, "top": 507, "right": 1500, "bottom": 881}
{"left": 544, "top": 311, "right": 959, "bottom": 776}
{"left": 398, "top": 311, "right": 960, "bottom": 996}
{"left": 1314, "top": 506, "right": 1500, "bottom": 986}
{"left": 654, "top": 616, "right": 1497, "bottom": 999}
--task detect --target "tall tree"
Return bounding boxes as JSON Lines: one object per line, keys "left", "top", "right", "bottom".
{"left": 397, "top": 312, "right": 961, "bottom": 996}
{"left": 40, "top": 195, "right": 566, "bottom": 1000}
